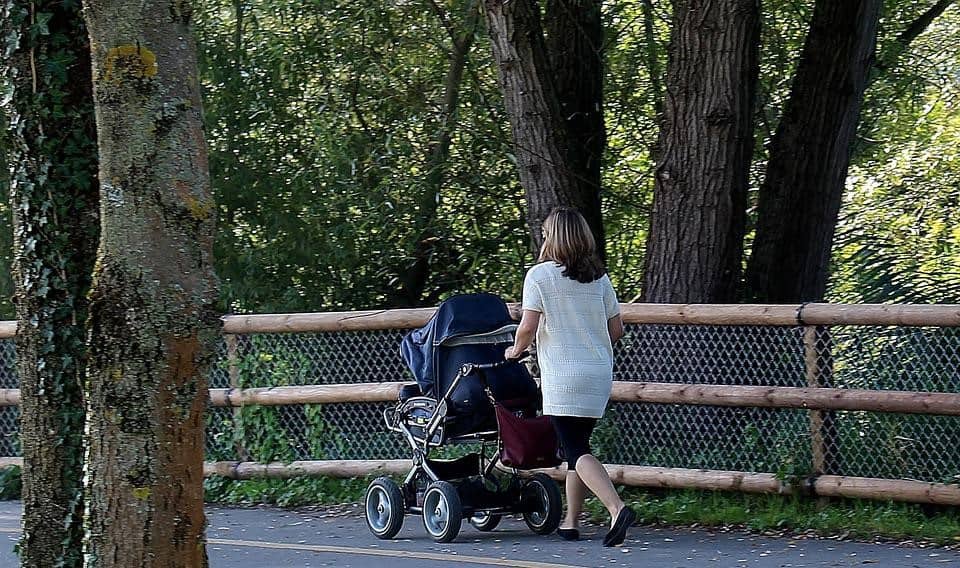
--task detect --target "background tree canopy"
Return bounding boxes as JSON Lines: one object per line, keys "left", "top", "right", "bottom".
{"left": 1, "top": 0, "right": 958, "bottom": 317}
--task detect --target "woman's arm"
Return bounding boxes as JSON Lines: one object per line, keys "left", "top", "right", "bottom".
{"left": 607, "top": 314, "right": 624, "bottom": 344}
{"left": 505, "top": 309, "right": 540, "bottom": 359}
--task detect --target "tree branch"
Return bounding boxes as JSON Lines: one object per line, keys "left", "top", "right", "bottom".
{"left": 876, "top": 0, "right": 956, "bottom": 74}
{"left": 897, "top": 0, "right": 956, "bottom": 48}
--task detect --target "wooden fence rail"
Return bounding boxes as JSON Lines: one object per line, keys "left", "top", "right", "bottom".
{"left": 3, "top": 382, "right": 960, "bottom": 415}
{"left": 214, "top": 303, "right": 960, "bottom": 334}
{"left": 2, "top": 456, "right": 958, "bottom": 506}
{"left": 3, "top": 303, "right": 960, "bottom": 337}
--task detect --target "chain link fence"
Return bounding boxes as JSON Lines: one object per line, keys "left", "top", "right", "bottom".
{"left": 2, "top": 322, "right": 960, "bottom": 485}
{"left": 0, "top": 340, "right": 18, "bottom": 459}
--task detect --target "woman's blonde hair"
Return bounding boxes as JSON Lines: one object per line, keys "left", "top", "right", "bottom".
{"left": 539, "top": 207, "right": 604, "bottom": 283}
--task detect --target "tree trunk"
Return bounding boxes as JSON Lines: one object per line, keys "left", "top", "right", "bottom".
{"left": 642, "top": 0, "right": 760, "bottom": 303}
{"left": 543, "top": 0, "right": 606, "bottom": 259}
{"left": 745, "top": 0, "right": 881, "bottom": 303}
{"left": 482, "top": 0, "right": 605, "bottom": 255}
{"left": 0, "top": 2, "right": 99, "bottom": 566}
{"left": 82, "top": 2, "right": 218, "bottom": 566}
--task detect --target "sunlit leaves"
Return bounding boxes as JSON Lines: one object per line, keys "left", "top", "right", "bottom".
{"left": 832, "top": 5, "right": 960, "bottom": 303}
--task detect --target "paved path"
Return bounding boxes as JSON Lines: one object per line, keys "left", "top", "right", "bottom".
{"left": 2, "top": 501, "right": 959, "bottom": 567}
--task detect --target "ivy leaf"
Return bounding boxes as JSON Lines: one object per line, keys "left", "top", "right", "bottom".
{"left": 31, "top": 12, "right": 53, "bottom": 38}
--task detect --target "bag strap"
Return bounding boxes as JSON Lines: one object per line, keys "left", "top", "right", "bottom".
{"left": 474, "top": 368, "right": 498, "bottom": 406}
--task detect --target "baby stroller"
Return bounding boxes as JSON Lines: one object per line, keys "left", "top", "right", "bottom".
{"left": 364, "top": 293, "right": 563, "bottom": 543}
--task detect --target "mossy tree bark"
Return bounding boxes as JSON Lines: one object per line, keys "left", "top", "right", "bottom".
{"left": 82, "top": 1, "right": 217, "bottom": 566}
{"left": 642, "top": 0, "right": 760, "bottom": 302}
{"left": 0, "top": 2, "right": 99, "bottom": 566}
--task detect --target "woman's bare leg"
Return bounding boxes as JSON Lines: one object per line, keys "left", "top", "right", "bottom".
{"left": 574, "top": 454, "right": 624, "bottom": 527}
{"left": 561, "top": 470, "right": 587, "bottom": 529}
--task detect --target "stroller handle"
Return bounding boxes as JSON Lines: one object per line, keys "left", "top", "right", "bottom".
{"left": 462, "top": 351, "right": 530, "bottom": 372}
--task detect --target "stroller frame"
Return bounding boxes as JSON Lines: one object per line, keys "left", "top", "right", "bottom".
{"left": 386, "top": 360, "right": 502, "bottom": 483}
{"left": 366, "top": 359, "right": 563, "bottom": 543}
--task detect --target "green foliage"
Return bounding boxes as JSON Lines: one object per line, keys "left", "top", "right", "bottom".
{"left": 590, "top": 407, "right": 621, "bottom": 463}
{"left": 833, "top": 95, "right": 960, "bottom": 302}
{"left": 600, "top": 1, "right": 670, "bottom": 295}
{"left": 196, "top": 0, "right": 530, "bottom": 313}
{"left": 207, "top": 336, "right": 338, "bottom": 463}
{"left": 0, "top": 1, "right": 954, "bottom": 317}
{"left": 831, "top": 4, "right": 960, "bottom": 303}
{"left": 0, "top": 465, "right": 21, "bottom": 499}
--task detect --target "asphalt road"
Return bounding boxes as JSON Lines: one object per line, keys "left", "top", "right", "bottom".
{"left": 2, "top": 501, "right": 959, "bottom": 567}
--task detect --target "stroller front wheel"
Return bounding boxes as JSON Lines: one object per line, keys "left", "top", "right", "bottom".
{"left": 422, "top": 481, "right": 463, "bottom": 543}
{"left": 365, "top": 477, "right": 405, "bottom": 539}
{"left": 521, "top": 473, "right": 562, "bottom": 535}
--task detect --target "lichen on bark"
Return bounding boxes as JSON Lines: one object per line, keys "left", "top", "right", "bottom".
{"left": 82, "top": 1, "right": 217, "bottom": 566}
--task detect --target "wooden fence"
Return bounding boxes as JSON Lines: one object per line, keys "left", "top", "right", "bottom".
{"left": 2, "top": 303, "right": 960, "bottom": 505}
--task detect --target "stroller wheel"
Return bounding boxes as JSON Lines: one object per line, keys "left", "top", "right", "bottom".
{"left": 468, "top": 511, "right": 502, "bottom": 532}
{"left": 521, "top": 473, "right": 562, "bottom": 535}
{"left": 365, "top": 477, "right": 405, "bottom": 539}
{"left": 421, "top": 481, "right": 463, "bottom": 543}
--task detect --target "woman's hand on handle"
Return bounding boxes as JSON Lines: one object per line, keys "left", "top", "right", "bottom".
{"left": 506, "top": 309, "right": 540, "bottom": 360}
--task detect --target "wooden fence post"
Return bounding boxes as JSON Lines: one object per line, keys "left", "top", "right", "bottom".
{"left": 804, "top": 324, "right": 838, "bottom": 492}
{"left": 225, "top": 333, "right": 250, "bottom": 462}
{"left": 804, "top": 325, "right": 826, "bottom": 475}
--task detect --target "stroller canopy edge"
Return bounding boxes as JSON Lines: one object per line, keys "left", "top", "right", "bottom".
{"left": 400, "top": 293, "right": 518, "bottom": 395}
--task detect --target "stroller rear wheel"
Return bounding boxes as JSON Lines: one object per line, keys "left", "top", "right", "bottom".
{"left": 365, "top": 477, "right": 405, "bottom": 539}
{"left": 521, "top": 473, "right": 562, "bottom": 535}
{"left": 468, "top": 511, "right": 502, "bottom": 532}
{"left": 421, "top": 481, "right": 463, "bottom": 543}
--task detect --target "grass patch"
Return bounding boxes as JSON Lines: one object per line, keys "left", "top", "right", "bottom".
{"left": 584, "top": 488, "right": 960, "bottom": 546}
{"left": 202, "top": 475, "right": 377, "bottom": 507}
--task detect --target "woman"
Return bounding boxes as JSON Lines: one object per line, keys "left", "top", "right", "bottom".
{"left": 505, "top": 207, "right": 636, "bottom": 547}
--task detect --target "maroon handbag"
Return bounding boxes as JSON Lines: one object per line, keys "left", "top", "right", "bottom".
{"left": 494, "top": 403, "right": 562, "bottom": 470}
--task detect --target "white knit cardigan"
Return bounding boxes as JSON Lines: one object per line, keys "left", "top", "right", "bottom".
{"left": 521, "top": 262, "right": 619, "bottom": 418}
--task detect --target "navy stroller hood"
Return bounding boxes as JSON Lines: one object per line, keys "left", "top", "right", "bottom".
{"left": 400, "top": 293, "right": 540, "bottom": 437}
{"left": 401, "top": 293, "right": 516, "bottom": 395}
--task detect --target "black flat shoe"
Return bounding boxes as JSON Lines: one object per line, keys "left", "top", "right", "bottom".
{"left": 603, "top": 507, "right": 636, "bottom": 547}
{"left": 557, "top": 527, "right": 580, "bottom": 541}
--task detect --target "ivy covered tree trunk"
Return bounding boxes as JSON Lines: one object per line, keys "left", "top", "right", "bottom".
{"left": 82, "top": 1, "right": 218, "bottom": 565}
{"left": 642, "top": 0, "right": 759, "bottom": 302}
{"left": 0, "top": 2, "right": 99, "bottom": 566}
{"left": 482, "top": 0, "right": 605, "bottom": 255}
{"left": 745, "top": 0, "right": 883, "bottom": 302}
